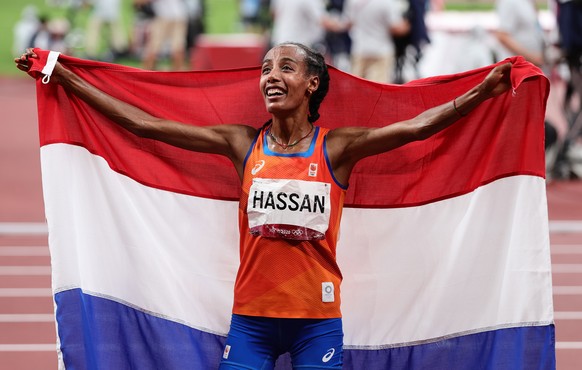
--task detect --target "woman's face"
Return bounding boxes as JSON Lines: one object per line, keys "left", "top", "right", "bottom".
{"left": 260, "top": 45, "right": 319, "bottom": 117}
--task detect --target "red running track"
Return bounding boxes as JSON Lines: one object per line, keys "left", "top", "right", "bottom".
{"left": 1, "top": 77, "right": 581, "bottom": 369}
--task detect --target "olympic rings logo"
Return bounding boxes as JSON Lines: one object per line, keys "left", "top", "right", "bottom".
{"left": 291, "top": 229, "right": 304, "bottom": 236}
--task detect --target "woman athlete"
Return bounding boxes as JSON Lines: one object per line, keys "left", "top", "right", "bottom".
{"left": 16, "top": 43, "right": 511, "bottom": 369}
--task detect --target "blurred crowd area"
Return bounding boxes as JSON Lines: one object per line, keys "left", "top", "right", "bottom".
{"left": 11, "top": 0, "right": 582, "bottom": 180}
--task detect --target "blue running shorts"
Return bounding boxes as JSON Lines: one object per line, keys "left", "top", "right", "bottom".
{"left": 218, "top": 314, "right": 343, "bottom": 369}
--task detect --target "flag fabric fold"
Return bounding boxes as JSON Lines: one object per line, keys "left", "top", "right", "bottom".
{"left": 34, "top": 51, "right": 555, "bottom": 369}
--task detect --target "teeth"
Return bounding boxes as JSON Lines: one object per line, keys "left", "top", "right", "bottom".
{"left": 267, "top": 88, "right": 284, "bottom": 96}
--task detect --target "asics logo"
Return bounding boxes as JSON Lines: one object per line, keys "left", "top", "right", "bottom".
{"left": 322, "top": 348, "right": 335, "bottom": 363}
{"left": 251, "top": 160, "right": 265, "bottom": 175}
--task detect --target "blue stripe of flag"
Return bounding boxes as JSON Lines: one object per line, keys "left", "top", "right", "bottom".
{"left": 55, "top": 289, "right": 555, "bottom": 369}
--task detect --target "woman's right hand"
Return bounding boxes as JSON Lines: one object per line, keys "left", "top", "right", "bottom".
{"left": 14, "top": 48, "right": 65, "bottom": 84}
{"left": 14, "top": 48, "right": 37, "bottom": 74}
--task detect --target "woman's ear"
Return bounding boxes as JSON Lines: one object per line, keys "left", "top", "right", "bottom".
{"left": 308, "top": 75, "right": 320, "bottom": 94}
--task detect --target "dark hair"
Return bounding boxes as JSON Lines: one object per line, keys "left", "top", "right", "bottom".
{"left": 279, "top": 42, "right": 330, "bottom": 123}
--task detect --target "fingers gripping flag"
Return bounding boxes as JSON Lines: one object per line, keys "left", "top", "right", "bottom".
{"left": 31, "top": 49, "right": 555, "bottom": 369}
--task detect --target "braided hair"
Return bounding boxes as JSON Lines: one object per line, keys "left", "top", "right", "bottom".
{"left": 280, "top": 42, "right": 330, "bottom": 123}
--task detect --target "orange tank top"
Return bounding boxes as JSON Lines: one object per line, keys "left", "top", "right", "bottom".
{"left": 236, "top": 124, "right": 347, "bottom": 318}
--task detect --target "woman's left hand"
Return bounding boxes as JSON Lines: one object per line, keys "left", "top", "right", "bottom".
{"left": 481, "top": 62, "right": 512, "bottom": 99}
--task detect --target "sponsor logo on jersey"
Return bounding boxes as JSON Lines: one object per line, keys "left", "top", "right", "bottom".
{"left": 251, "top": 160, "right": 265, "bottom": 175}
{"left": 322, "top": 282, "right": 334, "bottom": 302}
{"left": 309, "top": 163, "right": 318, "bottom": 177}
{"left": 222, "top": 345, "right": 231, "bottom": 359}
{"left": 322, "top": 348, "right": 335, "bottom": 363}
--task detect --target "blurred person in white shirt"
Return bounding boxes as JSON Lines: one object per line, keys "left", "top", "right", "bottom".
{"left": 495, "top": 0, "right": 545, "bottom": 67}
{"left": 343, "top": 0, "right": 410, "bottom": 83}
{"left": 142, "top": 0, "right": 189, "bottom": 70}
{"left": 13, "top": 6, "right": 41, "bottom": 55}
{"left": 85, "top": 0, "right": 129, "bottom": 61}
{"left": 270, "top": 0, "right": 337, "bottom": 55}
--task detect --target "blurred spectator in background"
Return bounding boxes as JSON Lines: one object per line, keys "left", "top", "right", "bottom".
{"left": 141, "top": 0, "right": 189, "bottom": 70}
{"left": 393, "top": 0, "right": 430, "bottom": 84}
{"left": 553, "top": 0, "right": 582, "bottom": 178}
{"left": 84, "top": 0, "right": 129, "bottom": 61}
{"left": 28, "top": 15, "right": 51, "bottom": 51}
{"left": 47, "top": 18, "right": 73, "bottom": 54}
{"left": 324, "top": 0, "right": 352, "bottom": 72}
{"left": 46, "top": 0, "right": 85, "bottom": 28}
{"left": 269, "top": 0, "right": 337, "bottom": 55}
{"left": 28, "top": 16, "right": 72, "bottom": 55}
{"left": 239, "top": 0, "right": 261, "bottom": 32}
{"left": 239, "top": 0, "right": 271, "bottom": 34}
{"left": 343, "top": 0, "right": 410, "bottom": 83}
{"left": 13, "top": 6, "right": 41, "bottom": 55}
{"left": 495, "top": 0, "right": 545, "bottom": 66}
{"left": 556, "top": 0, "right": 582, "bottom": 69}
{"left": 131, "top": 0, "right": 156, "bottom": 58}
{"left": 495, "top": 0, "right": 560, "bottom": 172}
{"left": 429, "top": 0, "right": 444, "bottom": 12}
{"left": 185, "top": 0, "right": 204, "bottom": 61}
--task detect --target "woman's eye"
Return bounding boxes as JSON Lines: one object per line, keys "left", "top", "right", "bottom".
{"left": 261, "top": 67, "right": 271, "bottom": 74}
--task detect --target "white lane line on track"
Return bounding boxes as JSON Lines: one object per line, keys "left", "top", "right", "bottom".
{"left": 0, "top": 314, "right": 54, "bottom": 322}
{"left": 556, "top": 342, "right": 582, "bottom": 349}
{"left": 552, "top": 264, "right": 582, "bottom": 273}
{"left": 552, "top": 244, "right": 582, "bottom": 254}
{"left": 0, "top": 288, "right": 52, "bottom": 297}
{"left": 0, "top": 344, "right": 57, "bottom": 352}
{"left": 0, "top": 247, "right": 49, "bottom": 256}
{"left": 0, "top": 266, "right": 51, "bottom": 275}
{"left": 554, "top": 312, "right": 582, "bottom": 320}
{"left": 553, "top": 286, "right": 582, "bottom": 295}
{"left": 0, "top": 223, "right": 48, "bottom": 235}
{"left": 550, "top": 221, "right": 582, "bottom": 233}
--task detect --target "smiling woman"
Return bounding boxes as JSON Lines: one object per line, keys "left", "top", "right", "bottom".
{"left": 260, "top": 42, "right": 329, "bottom": 128}
{"left": 14, "top": 42, "right": 513, "bottom": 369}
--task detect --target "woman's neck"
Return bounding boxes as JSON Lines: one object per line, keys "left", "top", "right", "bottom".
{"left": 267, "top": 117, "right": 314, "bottom": 151}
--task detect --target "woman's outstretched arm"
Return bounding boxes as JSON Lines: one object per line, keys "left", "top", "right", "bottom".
{"left": 325, "top": 62, "right": 513, "bottom": 185}
{"left": 15, "top": 49, "right": 257, "bottom": 177}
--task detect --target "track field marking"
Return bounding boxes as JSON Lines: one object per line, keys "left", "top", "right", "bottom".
{"left": 551, "top": 245, "right": 582, "bottom": 254}
{"left": 0, "top": 344, "right": 57, "bottom": 352}
{"left": 549, "top": 221, "right": 582, "bottom": 233}
{"left": 553, "top": 286, "right": 582, "bottom": 295}
{"left": 556, "top": 342, "right": 582, "bottom": 349}
{"left": 0, "top": 266, "right": 51, "bottom": 275}
{"left": 0, "top": 314, "right": 54, "bottom": 322}
{"left": 0, "top": 223, "right": 48, "bottom": 235}
{"left": 552, "top": 264, "right": 582, "bottom": 273}
{"left": 0, "top": 288, "right": 52, "bottom": 297}
{"left": 0, "top": 247, "right": 49, "bottom": 256}
{"left": 554, "top": 312, "right": 582, "bottom": 320}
